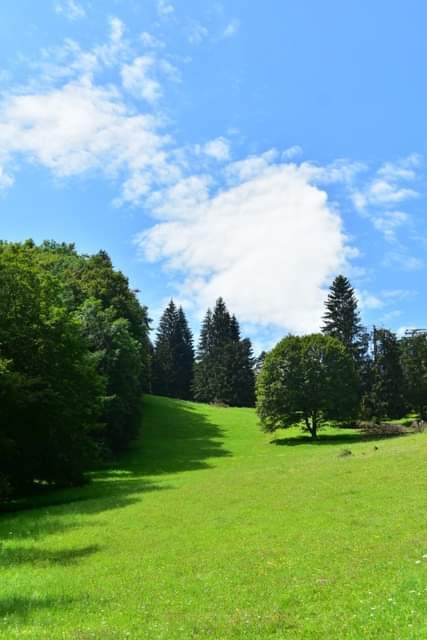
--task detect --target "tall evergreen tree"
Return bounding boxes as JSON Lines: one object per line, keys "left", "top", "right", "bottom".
{"left": 193, "top": 298, "right": 255, "bottom": 406}
{"left": 400, "top": 329, "right": 427, "bottom": 420}
{"left": 152, "top": 301, "right": 194, "bottom": 399}
{"left": 322, "top": 276, "right": 364, "bottom": 356}
{"left": 364, "top": 327, "right": 406, "bottom": 419}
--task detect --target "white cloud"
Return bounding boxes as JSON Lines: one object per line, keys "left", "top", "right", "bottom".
{"left": 188, "top": 23, "right": 209, "bottom": 45}
{"left": 352, "top": 155, "right": 420, "bottom": 212}
{"left": 54, "top": 0, "right": 86, "bottom": 20}
{"left": 0, "top": 76, "right": 176, "bottom": 202}
{"left": 372, "top": 210, "right": 409, "bottom": 242}
{"left": 0, "top": 21, "right": 185, "bottom": 204}
{"left": 136, "top": 157, "right": 350, "bottom": 333}
{"left": 223, "top": 20, "right": 240, "bottom": 38}
{"left": 196, "top": 137, "right": 230, "bottom": 161}
{"left": 158, "top": 1, "right": 174, "bottom": 17}
{"left": 121, "top": 56, "right": 162, "bottom": 103}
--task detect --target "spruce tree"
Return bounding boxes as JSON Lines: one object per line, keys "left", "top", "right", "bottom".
{"left": 365, "top": 327, "right": 406, "bottom": 419}
{"left": 322, "top": 275, "right": 370, "bottom": 396}
{"left": 174, "top": 307, "right": 195, "bottom": 400}
{"left": 152, "top": 301, "right": 194, "bottom": 399}
{"left": 193, "top": 298, "right": 255, "bottom": 406}
{"left": 322, "top": 275, "right": 364, "bottom": 357}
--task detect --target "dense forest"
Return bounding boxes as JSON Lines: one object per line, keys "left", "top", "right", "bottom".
{"left": 1, "top": 242, "right": 426, "bottom": 502}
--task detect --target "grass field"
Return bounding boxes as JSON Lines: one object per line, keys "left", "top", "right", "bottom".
{"left": 1, "top": 395, "right": 426, "bottom": 639}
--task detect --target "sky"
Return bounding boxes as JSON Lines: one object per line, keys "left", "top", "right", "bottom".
{"left": 1, "top": 0, "right": 427, "bottom": 352}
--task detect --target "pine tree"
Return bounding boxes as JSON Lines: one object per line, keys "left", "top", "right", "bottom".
{"left": 152, "top": 301, "right": 194, "bottom": 399}
{"left": 193, "top": 298, "right": 255, "bottom": 406}
{"left": 322, "top": 275, "right": 370, "bottom": 392}
{"left": 174, "top": 307, "right": 195, "bottom": 400}
{"left": 365, "top": 327, "right": 406, "bottom": 419}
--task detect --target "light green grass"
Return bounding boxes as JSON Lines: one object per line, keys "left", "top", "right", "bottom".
{"left": 1, "top": 395, "right": 426, "bottom": 639}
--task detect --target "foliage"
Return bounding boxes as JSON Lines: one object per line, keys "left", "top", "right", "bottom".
{"left": 192, "top": 298, "right": 255, "bottom": 406}
{"left": 322, "top": 275, "right": 369, "bottom": 384}
{"left": 362, "top": 328, "right": 406, "bottom": 420}
{"left": 257, "top": 334, "right": 359, "bottom": 437}
{"left": 0, "top": 240, "right": 150, "bottom": 497}
{"left": 400, "top": 329, "right": 427, "bottom": 420}
{"left": 0, "top": 244, "right": 104, "bottom": 491}
{"left": 152, "top": 300, "right": 194, "bottom": 399}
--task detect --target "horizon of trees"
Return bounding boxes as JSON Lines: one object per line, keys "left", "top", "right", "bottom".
{"left": 1, "top": 238, "right": 426, "bottom": 499}
{"left": 257, "top": 274, "right": 427, "bottom": 437}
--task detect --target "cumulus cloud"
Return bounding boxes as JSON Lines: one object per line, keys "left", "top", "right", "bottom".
{"left": 136, "top": 157, "right": 350, "bottom": 333}
{"left": 54, "top": 0, "right": 86, "bottom": 20}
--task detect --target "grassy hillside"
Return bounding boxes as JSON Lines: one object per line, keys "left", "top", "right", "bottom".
{"left": 1, "top": 395, "right": 426, "bottom": 639}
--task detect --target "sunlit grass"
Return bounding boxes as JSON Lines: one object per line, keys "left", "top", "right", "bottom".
{"left": 1, "top": 395, "right": 426, "bottom": 639}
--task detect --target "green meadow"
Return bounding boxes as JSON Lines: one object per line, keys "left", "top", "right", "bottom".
{"left": 1, "top": 394, "right": 426, "bottom": 639}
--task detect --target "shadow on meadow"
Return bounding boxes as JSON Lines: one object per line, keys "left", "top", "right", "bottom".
{"left": 272, "top": 430, "right": 407, "bottom": 447}
{"left": 1, "top": 396, "right": 230, "bottom": 520}
{"left": 0, "top": 398, "right": 230, "bottom": 574}
{"left": 108, "top": 396, "right": 232, "bottom": 477}
{"left": 0, "top": 543, "right": 101, "bottom": 568}
{"left": 0, "top": 595, "right": 76, "bottom": 621}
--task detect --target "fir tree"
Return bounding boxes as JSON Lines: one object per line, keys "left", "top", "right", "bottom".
{"left": 152, "top": 301, "right": 194, "bottom": 399}
{"left": 365, "top": 327, "right": 406, "bottom": 419}
{"left": 193, "top": 298, "right": 255, "bottom": 406}
{"left": 322, "top": 275, "right": 364, "bottom": 357}
{"left": 174, "top": 307, "right": 195, "bottom": 400}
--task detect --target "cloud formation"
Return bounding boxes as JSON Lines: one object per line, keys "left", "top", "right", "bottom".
{"left": 137, "top": 158, "right": 350, "bottom": 333}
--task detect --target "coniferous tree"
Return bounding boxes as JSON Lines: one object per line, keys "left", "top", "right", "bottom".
{"left": 174, "top": 307, "right": 195, "bottom": 400}
{"left": 322, "top": 275, "right": 367, "bottom": 363}
{"left": 364, "top": 327, "right": 406, "bottom": 419}
{"left": 193, "top": 298, "right": 255, "bottom": 406}
{"left": 400, "top": 330, "right": 427, "bottom": 420}
{"left": 152, "top": 301, "right": 194, "bottom": 399}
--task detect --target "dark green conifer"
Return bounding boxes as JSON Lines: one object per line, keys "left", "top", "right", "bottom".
{"left": 152, "top": 301, "right": 194, "bottom": 399}
{"left": 193, "top": 298, "right": 255, "bottom": 406}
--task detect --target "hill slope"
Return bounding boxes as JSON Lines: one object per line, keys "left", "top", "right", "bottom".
{"left": 1, "top": 395, "right": 426, "bottom": 639}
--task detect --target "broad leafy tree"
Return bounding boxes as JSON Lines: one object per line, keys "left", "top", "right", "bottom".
{"left": 257, "top": 334, "right": 358, "bottom": 438}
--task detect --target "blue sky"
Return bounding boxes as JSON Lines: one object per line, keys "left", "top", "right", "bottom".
{"left": 1, "top": 0, "right": 426, "bottom": 351}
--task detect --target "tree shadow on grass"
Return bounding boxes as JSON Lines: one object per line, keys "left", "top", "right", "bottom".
{"left": 0, "top": 543, "right": 101, "bottom": 567}
{"left": 0, "top": 396, "right": 230, "bottom": 526}
{"left": 0, "top": 595, "right": 75, "bottom": 621}
{"left": 95, "top": 396, "right": 232, "bottom": 478}
{"left": 272, "top": 431, "right": 407, "bottom": 446}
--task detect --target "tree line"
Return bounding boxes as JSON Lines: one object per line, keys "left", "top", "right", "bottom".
{"left": 0, "top": 241, "right": 256, "bottom": 502}
{"left": 0, "top": 240, "right": 150, "bottom": 500}
{"left": 257, "top": 275, "right": 427, "bottom": 438}
{"left": 151, "top": 297, "right": 255, "bottom": 406}
{"left": 2, "top": 240, "right": 425, "bottom": 499}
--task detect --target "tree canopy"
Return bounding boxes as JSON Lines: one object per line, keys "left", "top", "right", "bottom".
{"left": 257, "top": 334, "right": 359, "bottom": 438}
